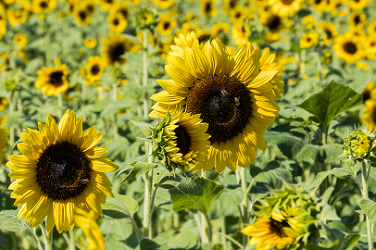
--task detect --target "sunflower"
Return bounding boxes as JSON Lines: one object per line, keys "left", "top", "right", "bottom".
{"left": 84, "top": 38, "right": 97, "bottom": 49}
{"left": 7, "top": 110, "right": 118, "bottom": 233}
{"left": 362, "top": 81, "right": 375, "bottom": 103}
{"left": 229, "top": 5, "right": 247, "bottom": 23}
{"left": 328, "top": 0, "right": 349, "bottom": 16}
{"left": 260, "top": 48, "right": 285, "bottom": 100}
{"left": 0, "top": 53, "right": 10, "bottom": 72}
{"left": 153, "top": 0, "right": 174, "bottom": 9}
{"left": 169, "top": 31, "right": 199, "bottom": 58}
{"left": 0, "top": 116, "right": 8, "bottom": 161}
{"left": 156, "top": 14, "right": 177, "bottom": 36}
{"left": 333, "top": 32, "right": 364, "bottom": 63}
{"left": 318, "top": 22, "right": 337, "bottom": 45}
{"left": 348, "top": 0, "right": 369, "bottom": 10}
{"left": 32, "top": 0, "right": 56, "bottom": 14}
{"left": 7, "top": 8, "right": 28, "bottom": 26}
{"left": 259, "top": 12, "right": 285, "bottom": 43}
{"left": 100, "top": 0, "right": 115, "bottom": 11}
{"left": 13, "top": 33, "right": 27, "bottom": 47}
{"left": 109, "top": 2, "right": 129, "bottom": 20}
{"left": 223, "top": 0, "right": 238, "bottom": 11}
{"left": 300, "top": 33, "right": 319, "bottom": 48}
{"left": 101, "top": 33, "right": 141, "bottom": 66}
{"left": 311, "top": 0, "right": 327, "bottom": 12}
{"left": 152, "top": 111, "right": 210, "bottom": 173}
{"left": 84, "top": 56, "right": 104, "bottom": 86}
{"left": 0, "top": 97, "right": 8, "bottom": 111}
{"left": 365, "top": 37, "right": 376, "bottom": 59}
{"left": 74, "top": 208, "right": 105, "bottom": 250}
{"left": 368, "top": 21, "right": 376, "bottom": 36}
{"left": 35, "top": 64, "right": 69, "bottom": 96}
{"left": 268, "top": 0, "right": 302, "bottom": 17}
{"left": 302, "top": 15, "right": 315, "bottom": 30}
{"left": 350, "top": 11, "right": 366, "bottom": 28}
{"left": 232, "top": 23, "right": 252, "bottom": 46}
{"left": 135, "top": 8, "right": 156, "bottom": 29}
{"left": 211, "top": 22, "right": 230, "bottom": 38}
{"left": 180, "top": 22, "right": 200, "bottom": 36}
{"left": 73, "top": 4, "right": 92, "bottom": 26}
{"left": 362, "top": 99, "right": 376, "bottom": 132}
{"left": 201, "top": 0, "right": 217, "bottom": 17}
{"left": 0, "top": 20, "right": 7, "bottom": 39}
{"left": 150, "top": 36, "right": 280, "bottom": 172}
{"left": 108, "top": 12, "right": 127, "bottom": 34}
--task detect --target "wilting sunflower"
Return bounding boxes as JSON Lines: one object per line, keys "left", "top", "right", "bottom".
{"left": 13, "top": 33, "right": 27, "bottom": 47}
{"left": 268, "top": 0, "right": 302, "bottom": 17}
{"left": 84, "top": 38, "right": 97, "bottom": 49}
{"left": 108, "top": 12, "right": 127, "bottom": 34}
{"left": 150, "top": 37, "right": 280, "bottom": 172}
{"left": 0, "top": 116, "right": 8, "bottom": 161}
{"left": 7, "top": 110, "right": 118, "bottom": 233}
{"left": 35, "top": 64, "right": 69, "bottom": 96}
{"left": 348, "top": 0, "right": 369, "bottom": 10}
{"left": 333, "top": 33, "right": 364, "bottom": 63}
{"left": 318, "top": 22, "right": 337, "bottom": 46}
{"left": 153, "top": 0, "right": 174, "bottom": 9}
{"left": 74, "top": 208, "right": 105, "bottom": 250}
{"left": 151, "top": 111, "right": 210, "bottom": 173}
{"left": 362, "top": 81, "right": 375, "bottom": 103}
{"left": 362, "top": 99, "right": 376, "bottom": 132}
{"left": 84, "top": 56, "right": 104, "bottom": 86}
{"left": 201, "top": 0, "right": 217, "bottom": 17}
{"left": 300, "top": 33, "right": 319, "bottom": 48}
{"left": 101, "top": 33, "right": 141, "bottom": 66}
{"left": 157, "top": 14, "right": 177, "bottom": 36}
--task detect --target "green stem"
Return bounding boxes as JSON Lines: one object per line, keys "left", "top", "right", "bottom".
{"left": 58, "top": 94, "right": 63, "bottom": 118}
{"left": 143, "top": 143, "right": 154, "bottom": 238}
{"left": 194, "top": 213, "right": 204, "bottom": 243}
{"left": 330, "top": 179, "right": 354, "bottom": 206}
{"left": 32, "top": 228, "right": 43, "bottom": 250}
{"left": 240, "top": 167, "right": 250, "bottom": 247}
{"left": 213, "top": 230, "right": 243, "bottom": 249}
{"left": 200, "top": 171, "right": 209, "bottom": 243}
{"left": 203, "top": 213, "right": 213, "bottom": 250}
{"left": 112, "top": 83, "right": 118, "bottom": 140}
{"left": 221, "top": 218, "right": 228, "bottom": 250}
{"left": 130, "top": 217, "right": 142, "bottom": 242}
{"left": 362, "top": 161, "right": 373, "bottom": 250}
{"left": 40, "top": 224, "right": 52, "bottom": 250}
{"left": 142, "top": 29, "right": 149, "bottom": 120}
{"left": 69, "top": 229, "right": 75, "bottom": 250}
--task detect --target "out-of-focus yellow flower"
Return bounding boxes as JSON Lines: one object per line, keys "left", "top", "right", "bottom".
{"left": 156, "top": 13, "right": 177, "bottom": 36}
{"left": 300, "top": 33, "right": 319, "bottom": 48}
{"left": 362, "top": 100, "right": 376, "bottom": 132}
{"left": 318, "top": 22, "right": 337, "bottom": 46}
{"left": 83, "top": 56, "right": 104, "bottom": 86}
{"left": 100, "top": 0, "right": 115, "bottom": 11}
{"left": 201, "top": 0, "right": 217, "bottom": 17}
{"left": 348, "top": 0, "right": 370, "bottom": 10}
{"left": 153, "top": 0, "right": 174, "bottom": 9}
{"left": 268, "top": 0, "right": 302, "bottom": 17}
{"left": 311, "top": 0, "right": 327, "bottom": 12}
{"left": 302, "top": 15, "right": 315, "bottom": 29}
{"left": 259, "top": 12, "right": 285, "bottom": 43}
{"left": 211, "top": 22, "right": 230, "bottom": 38}
{"left": 334, "top": 32, "right": 364, "bottom": 63}
{"left": 73, "top": 2, "right": 93, "bottom": 26}
{"left": 0, "top": 53, "right": 10, "bottom": 73}
{"left": 350, "top": 11, "right": 366, "bottom": 28}
{"left": 84, "top": 38, "right": 97, "bottom": 49}
{"left": 108, "top": 12, "right": 127, "bottom": 33}
{"left": 355, "top": 61, "right": 370, "bottom": 71}
{"left": 327, "top": 0, "right": 349, "bottom": 16}
{"left": 229, "top": 5, "right": 247, "bottom": 23}
{"left": 35, "top": 63, "right": 70, "bottom": 96}
{"left": 223, "top": 0, "right": 238, "bottom": 11}
{"left": 0, "top": 20, "right": 6, "bottom": 39}
{"left": 180, "top": 22, "right": 200, "bottom": 36}
{"left": 0, "top": 98, "right": 8, "bottom": 111}
{"left": 135, "top": 8, "right": 156, "bottom": 29}
{"left": 17, "top": 47, "right": 28, "bottom": 64}
{"left": 232, "top": 23, "right": 252, "bottom": 46}
{"left": 13, "top": 34, "right": 27, "bottom": 47}
{"left": 368, "top": 21, "right": 376, "bottom": 37}
{"left": 362, "top": 81, "right": 375, "bottom": 103}
{"left": 32, "top": 0, "right": 56, "bottom": 14}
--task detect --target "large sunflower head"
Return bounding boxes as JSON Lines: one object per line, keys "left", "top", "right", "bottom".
{"left": 150, "top": 111, "right": 210, "bottom": 173}
{"left": 101, "top": 33, "right": 141, "bottom": 66}
{"left": 0, "top": 116, "right": 8, "bottom": 161}
{"left": 333, "top": 32, "right": 364, "bottom": 63}
{"left": 7, "top": 110, "right": 118, "bottom": 233}
{"left": 35, "top": 64, "right": 69, "bottom": 96}
{"left": 84, "top": 56, "right": 104, "bottom": 86}
{"left": 150, "top": 36, "right": 280, "bottom": 172}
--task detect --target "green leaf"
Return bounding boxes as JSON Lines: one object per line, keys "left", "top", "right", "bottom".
{"left": 0, "top": 210, "right": 25, "bottom": 233}
{"left": 299, "top": 81, "right": 362, "bottom": 127}
{"left": 250, "top": 161, "right": 292, "bottom": 185}
{"left": 319, "top": 203, "right": 341, "bottom": 221}
{"left": 103, "top": 219, "right": 139, "bottom": 249}
{"left": 130, "top": 119, "right": 153, "bottom": 137}
{"left": 103, "top": 193, "right": 139, "bottom": 219}
{"left": 359, "top": 198, "right": 376, "bottom": 225}
{"left": 337, "top": 234, "right": 361, "bottom": 250}
{"left": 117, "top": 160, "right": 159, "bottom": 182}
{"left": 169, "top": 177, "right": 224, "bottom": 215}
{"left": 154, "top": 230, "right": 201, "bottom": 250}
{"left": 309, "top": 169, "right": 351, "bottom": 189}
{"left": 209, "top": 187, "right": 243, "bottom": 220}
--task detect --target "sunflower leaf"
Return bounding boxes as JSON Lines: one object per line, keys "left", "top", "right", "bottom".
{"left": 0, "top": 210, "right": 25, "bottom": 233}
{"left": 309, "top": 169, "right": 352, "bottom": 189}
{"left": 337, "top": 234, "right": 361, "bottom": 250}
{"left": 169, "top": 177, "right": 224, "bottom": 215}
{"left": 359, "top": 198, "right": 376, "bottom": 225}
{"left": 299, "top": 81, "right": 362, "bottom": 127}
{"left": 102, "top": 193, "right": 139, "bottom": 219}
{"left": 117, "top": 160, "right": 159, "bottom": 182}
{"left": 129, "top": 119, "right": 153, "bottom": 137}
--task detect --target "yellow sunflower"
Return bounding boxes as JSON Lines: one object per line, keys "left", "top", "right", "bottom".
{"left": 156, "top": 13, "right": 177, "bottom": 36}
{"left": 201, "top": 0, "right": 217, "bottom": 17}
{"left": 223, "top": 0, "right": 238, "bottom": 11}
{"left": 368, "top": 21, "right": 376, "bottom": 36}
{"left": 73, "top": 4, "right": 92, "bottom": 26}
{"left": 229, "top": 5, "right": 247, "bottom": 23}
{"left": 108, "top": 12, "right": 127, "bottom": 34}
{"left": 300, "top": 33, "right": 319, "bottom": 48}
{"left": 268, "top": 0, "right": 302, "bottom": 17}
{"left": 318, "top": 22, "right": 337, "bottom": 46}
{"left": 328, "top": 0, "right": 349, "bottom": 16}
{"left": 349, "top": 11, "right": 366, "bottom": 28}
{"left": 348, "top": 0, "right": 369, "bottom": 10}
{"left": 153, "top": 0, "right": 174, "bottom": 9}
{"left": 0, "top": 116, "right": 8, "bottom": 161}
{"left": 35, "top": 64, "right": 69, "bottom": 96}
{"left": 13, "top": 33, "right": 27, "bottom": 47}
{"left": 7, "top": 8, "right": 28, "bottom": 26}
{"left": 211, "top": 22, "right": 230, "bottom": 38}
{"left": 259, "top": 12, "right": 285, "bottom": 43}
{"left": 260, "top": 48, "right": 285, "bottom": 100}
{"left": 0, "top": 20, "right": 6, "bottom": 39}
{"left": 311, "top": 0, "right": 327, "bottom": 12}
{"left": 362, "top": 81, "right": 375, "bottom": 103}
{"left": 0, "top": 53, "right": 9, "bottom": 73}
{"left": 362, "top": 99, "right": 376, "bottom": 132}
{"left": 109, "top": 2, "right": 129, "bottom": 20}
{"left": 74, "top": 208, "right": 105, "bottom": 250}
{"left": 7, "top": 110, "right": 118, "bottom": 233}
{"left": 101, "top": 33, "right": 141, "bottom": 66}
{"left": 169, "top": 31, "right": 199, "bottom": 58}
{"left": 365, "top": 37, "right": 376, "bottom": 60}
{"left": 100, "top": 0, "right": 116, "bottom": 11}
{"left": 0, "top": 97, "right": 8, "bottom": 111}
{"left": 84, "top": 56, "right": 104, "bottom": 86}
{"left": 84, "top": 38, "right": 97, "bottom": 49}
{"left": 241, "top": 216, "right": 298, "bottom": 250}
{"left": 150, "top": 36, "right": 280, "bottom": 172}
{"left": 333, "top": 32, "right": 364, "bottom": 63}
{"left": 32, "top": 0, "right": 56, "bottom": 14}
{"left": 232, "top": 23, "right": 252, "bottom": 46}
{"left": 180, "top": 22, "right": 200, "bottom": 36}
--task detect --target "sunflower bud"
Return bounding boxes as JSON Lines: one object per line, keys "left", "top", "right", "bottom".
{"left": 343, "top": 128, "right": 374, "bottom": 162}
{"left": 135, "top": 8, "right": 156, "bottom": 30}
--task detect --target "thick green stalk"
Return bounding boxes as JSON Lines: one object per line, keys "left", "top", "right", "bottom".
{"left": 68, "top": 229, "right": 75, "bottom": 250}
{"left": 203, "top": 213, "right": 213, "bottom": 250}
{"left": 362, "top": 161, "right": 373, "bottom": 250}
{"left": 143, "top": 143, "right": 154, "bottom": 238}
{"left": 40, "top": 224, "right": 52, "bottom": 250}
{"left": 240, "top": 167, "right": 251, "bottom": 246}
{"left": 221, "top": 218, "right": 228, "bottom": 250}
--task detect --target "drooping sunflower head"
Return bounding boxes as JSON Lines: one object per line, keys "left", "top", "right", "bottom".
{"left": 150, "top": 111, "right": 210, "bottom": 173}
{"left": 333, "top": 32, "right": 364, "bottom": 63}
{"left": 0, "top": 116, "right": 8, "bottom": 161}
{"left": 150, "top": 36, "right": 281, "bottom": 172}
{"left": 35, "top": 64, "right": 69, "bottom": 96}
{"left": 343, "top": 127, "right": 375, "bottom": 161}
{"left": 7, "top": 110, "right": 118, "bottom": 233}
{"left": 157, "top": 14, "right": 177, "bottom": 36}
{"left": 101, "top": 33, "right": 141, "bottom": 66}
{"left": 84, "top": 56, "right": 104, "bottom": 86}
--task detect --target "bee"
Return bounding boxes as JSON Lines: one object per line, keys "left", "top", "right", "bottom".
{"left": 234, "top": 97, "right": 240, "bottom": 106}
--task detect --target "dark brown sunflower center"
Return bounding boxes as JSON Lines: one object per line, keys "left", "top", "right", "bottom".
{"left": 372, "top": 106, "right": 376, "bottom": 122}
{"left": 205, "top": 2, "right": 212, "bottom": 12}
{"left": 315, "top": 0, "right": 322, "bottom": 4}
{"left": 267, "top": 15, "right": 281, "bottom": 31}
{"left": 343, "top": 42, "right": 357, "bottom": 54}
{"left": 354, "top": 15, "right": 360, "bottom": 25}
{"left": 40, "top": 1, "right": 48, "bottom": 8}
{"left": 113, "top": 18, "right": 120, "bottom": 25}
{"left": 307, "top": 37, "right": 311, "bottom": 42}
{"left": 79, "top": 10, "right": 87, "bottom": 20}
{"left": 174, "top": 126, "right": 191, "bottom": 155}
{"left": 282, "top": 0, "right": 294, "bottom": 4}
{"left": 36, "top": 141, "right": 91, "bottom": 200}
{"left": 363, "top": 90, "right": 370, "bottom": 103}
{"left": 91, "top": 65, "right": 100, "bottom": 75}
{"left": 163, "top": 21, "right": 170, "bottom": 30}
{"left": 270, "top": 219, "right": 289, "bottom": 237}
{"left": 110, "top": 43, "right": 126, "bottom": 63}
{"left": 230, "top": 0, "right": 236, "bottom": 8}
{"left": 120, "top": 9, "right": 128, "bottom": 18}
{"left": 325, "top": 29, "right": 333, "bottom": 39}
{"left": 49, "top": 71, "right": 64, "bottom": 87}
{"left": 87, "top": 4, "right": 94, "bottom": 13}
{"left": 186, "top": 75, "right": 252, "bottom": 144}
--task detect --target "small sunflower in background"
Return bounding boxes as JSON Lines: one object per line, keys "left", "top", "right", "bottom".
{"left": 300, "top": 32, "right": 319, "bottom": 48}
{"left": 100, "top": 0, "right": 116, "bottom": 11}
{"left": 108, "top": 12, "right": 127, "bottom": 34}
{"left": 0, "top": 116, "right": 8, "bottom": 161}
{"left": 84, "top": 56, "right": 104, "bottom": 86}
{"left": 229, "top": 5, "right": 247, "bottom": 23}
{"left": 101, "top": 33, "right": 141, "bottom": 66}
{"left": 74, "top": 208, "right": 105, "bottom": 250}
{"left": 0, "top": 19, "right": 6, "bottom": 39}
{"left": 328, "top": 0, "right": 349, "bottom": 16}
{"left": 311, "top": 0, "right": 327, "bottom": 12}
{"left": 201, "top": 0, "right": 217, "bottom": 17}
{"left": 84, "top": 38, "right": 97, "bottom": 49}
{"left": 7, "top": 110, "right": 118, "bottom": 233}
{"left": 0, "top": 97, "right": 8, "bottom": 111}
{"left": 32, "top": 0, "right": 56, "bottom": 14}
{"left": 268, "top": 0, "right": 302, "bottom": 17}
{"left": 365, "top": 37, "right": 376, "bottom": 59}
{"left": 348, "top": 0, "right": 370, "bottom": 10}
{"left": 349, "top": 11, "right": 366, "bottom": 28}
{"left": 211, "top": 22, "right": 230, "bottom": 38}
{"left": 232, "top": 22, "right": 252, "bottom": 46}
{"left": 135, "top": 8, "right": 156, "bottom": 30}
{"left": 0, "top": 53, "right": 9, "bottom": 72}
{"left": 180, "top": 22, "right": 200, "bottom": 36}
{"left": 73, "top": 2, "right": 93, "bottom": 26}
{"left": 334, "top": 32, "right": 364, "bottom": 63}
{"left": 149, "top": 111, "right": 210, "bottom": 173}
{"left": 153, "top": 0, "right": 175, "bottom": 9}
{"left": 150, "top": 36, "right": 280, "bottom": 172}
{"left": 197, "top": 30, "right": 212, "bottom": 44}
{"left": 156, "top": 13, "right": 177, "bottom": 36}
{"left": 223, "top": 0, "right": 238, "bottom": 12}
{"left": 302, "top": 15, "right": 315, "bottom": 30}
{"left": 35, "top": 63, "right": 69, "bottom": 96}
{"left": 368, "top": 21, "right": 376, "bottom": 36}
{"left": 318, "top": 22, "right": 337, "bottom": 46}
{"left": 13, "top": 33, "right": 27, "bottom": 47}
{"left": 362, "top": 99, "right": 376, "bottom": 132}
{"left": 259, "top": 12, "right": 285, "bottom": 43}
{"left": 7, "top": 5, "right": 30, "bottom": 25}
{"left": 362, "top": 81, "right": 376, "bottom": 103}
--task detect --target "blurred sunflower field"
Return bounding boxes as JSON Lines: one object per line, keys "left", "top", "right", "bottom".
{"left": 1, "top": 0, "right": 376, "bottom": 249}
